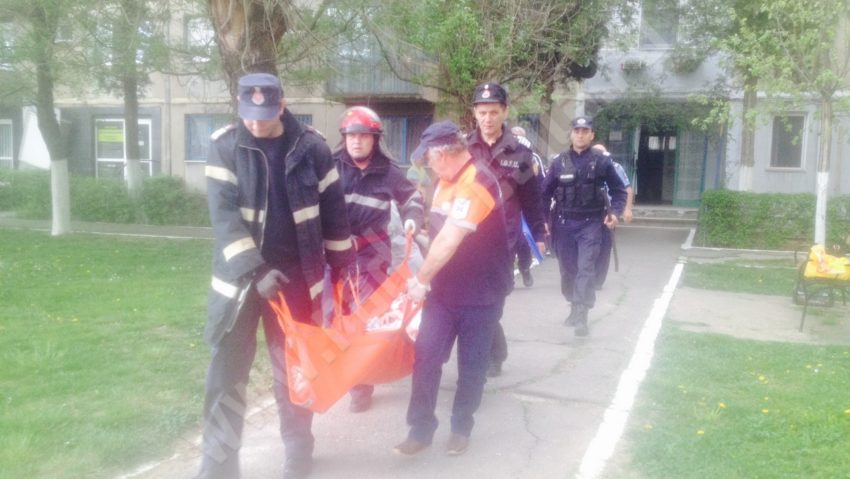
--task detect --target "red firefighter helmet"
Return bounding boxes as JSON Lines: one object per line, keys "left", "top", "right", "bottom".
{"left": 339, "top": 106, "right": 383, "bottom": 135}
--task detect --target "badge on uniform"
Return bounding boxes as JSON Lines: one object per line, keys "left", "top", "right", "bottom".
{"left": 450, "top": 198, "right": 472, "bottom": 220}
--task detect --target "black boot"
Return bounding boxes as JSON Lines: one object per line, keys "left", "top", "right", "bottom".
{"left": 521, "top": 269, "right": 534, "bottom": 287}
{"left": 574, "top": 307, "right": 589, "bottom": 337}
{"left": 564, "top": 305, "right": 578, "bottom": 326}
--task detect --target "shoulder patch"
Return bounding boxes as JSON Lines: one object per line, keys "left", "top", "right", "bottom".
{"left": 514, "top": 134, "right": 532, "bottom": 149}
{"left": 304, "top": 125, "right": 326, "bottom": 140}
{"left": 210, "top": 123, "right": 236, "bottom": 141}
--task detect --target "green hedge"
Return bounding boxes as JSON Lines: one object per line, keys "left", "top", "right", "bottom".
{"left": 0, "top": 170, "right": 210, "bottom": 226}
{"left": 698, "top": 190, "right": 850, "bottom": 250}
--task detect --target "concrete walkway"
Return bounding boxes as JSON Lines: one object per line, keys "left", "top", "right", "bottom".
{"left": 3, "top": 218, "right": 835, "bottom": 478}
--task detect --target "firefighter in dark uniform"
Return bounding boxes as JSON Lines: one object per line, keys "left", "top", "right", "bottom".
{"left": 333, "top": 106, "right": 425, "bottom": 413}
{"left": 467, "top": 82, "right": 547, "bottom": 377}
{"left": 542, "top": 116, "right": 627, "bottom": 337}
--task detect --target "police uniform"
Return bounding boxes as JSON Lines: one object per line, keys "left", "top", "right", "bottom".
{"left": 541, "top": 116, "right": 626, "bottom": 336}
{"left": 467, "top": 82, "right": 546, "bottom": 374}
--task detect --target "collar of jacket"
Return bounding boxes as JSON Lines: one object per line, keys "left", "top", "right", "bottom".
{"left": 468, "top": 124, "right": 519, "bottom": 159}
{"left": 337, "top": 148, "right": 391, "bottom": 176}
{"left": 236, "top": 109, "right": 307, "bottom": 168}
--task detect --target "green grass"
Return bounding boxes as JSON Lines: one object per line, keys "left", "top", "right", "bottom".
{"left": 682, "top": 260, "right": 798, "bottom": 296}
{"left": 0, "top": 229, "right": 214, "bottom": 478}
{"left": 624, "top": 326, "right": 850, "bottom": 479}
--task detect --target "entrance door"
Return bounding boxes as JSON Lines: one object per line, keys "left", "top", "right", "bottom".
{"left": 636, "top": 131, "right": 676, "bottom": 204}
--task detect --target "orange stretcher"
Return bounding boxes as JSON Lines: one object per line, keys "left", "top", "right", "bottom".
{"left": 269, "top": 235, "right": 422, "bottom": 413}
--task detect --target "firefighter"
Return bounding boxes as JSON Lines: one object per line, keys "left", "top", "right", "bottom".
{"left": 333, "top": 106, "right": 425, "bottom": 412}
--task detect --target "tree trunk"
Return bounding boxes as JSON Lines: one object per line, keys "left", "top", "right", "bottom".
{"left": 118, "top": 0, "right": 143, "bottom": 195}
{"left": 737, "top": 79, "right": 757, "bottom": 191}
{"left": 32, "top": 4, "right": 71, "bottom": 235}
{"left": 814, "top": 97, "right": 832, "bottom": 245}
{"left": 123, "top": 67, "right": 142, "bottom": 195}
{"left": 208, "top": 0, "right": 288, "bottom": 101}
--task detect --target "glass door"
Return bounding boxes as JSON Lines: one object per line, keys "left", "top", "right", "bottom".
{"left": 95, "top": 118, "right": 152, "bottom": 179}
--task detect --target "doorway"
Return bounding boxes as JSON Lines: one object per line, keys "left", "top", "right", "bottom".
{"left": 636, "top": 130, "right": 677, "bottom": 204}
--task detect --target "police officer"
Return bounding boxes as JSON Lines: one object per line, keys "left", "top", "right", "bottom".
{"left": 467, "top": 82, "right": 547, "bottom": 377}
{"left": 333, "top": 106, "right": 424, "bottom": 412}
{"left": 542, "top": 116, "right": 627, "bottom": 337}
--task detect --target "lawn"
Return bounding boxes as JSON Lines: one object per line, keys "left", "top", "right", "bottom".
{"left": 615, "top": 260, "right": 850, "bottom": 478}
{"left": 0, "top": 229, "right": 217, "bottom": 478}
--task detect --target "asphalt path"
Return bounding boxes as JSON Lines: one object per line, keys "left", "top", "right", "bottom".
{"left": 123, "top": 225, "right": 690, "bottom": 479}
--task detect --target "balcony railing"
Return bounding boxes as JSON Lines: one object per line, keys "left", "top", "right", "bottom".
{"left": 326, "top": 58, "right": 431, "bottom": 99}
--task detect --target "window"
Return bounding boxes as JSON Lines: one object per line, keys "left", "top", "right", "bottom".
{"left": 639, "top": 0, "right": 679, "bottom": 48}
{"left": 382, "top": 116, "right": 431, "bottom": 164}
{"left": 770, "top": 115, "right": 805, "bottom": 168}
{"left": 185, "top": 15, "right": 215, "bottom": 63}
{"left": 0, "top": 119, "right": 12, "bottom": 168}
{"left": 0, "top": 22, "right": 14, "bottom": 71}
{"left": 292, "top": 114, "right": 313, "bottom": 126}
{"left": 94, "top": 118, "right": 153, "bottom": 178}
{"left": 647, "top": 135, "right": 676, "bottom": 151}
{"left": 186, "top": 114, "right": 231, "bottom": 162}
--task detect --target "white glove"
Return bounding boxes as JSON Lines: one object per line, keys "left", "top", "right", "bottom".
{"left": 403, "top": 219, "right": 416, "bottom": 235}
{"left": 406, "top": 275, "right": 430, "bottom": 302}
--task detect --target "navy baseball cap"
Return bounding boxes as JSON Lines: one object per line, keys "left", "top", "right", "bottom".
{"left": 410, "top": 120, "right": 463, "bottom": 162}
{"left": 472, "top": 82, "right": 508, "bottom": 105}
{"left": 571, "top": 116, "right": 593, "bottom": 129}
{"left": 237, "top": 73, "right": 283, "bottom": 120}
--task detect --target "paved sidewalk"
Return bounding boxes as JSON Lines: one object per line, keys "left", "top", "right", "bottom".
{"left": 4, "top": 220, "right": 830, "bottom": 478}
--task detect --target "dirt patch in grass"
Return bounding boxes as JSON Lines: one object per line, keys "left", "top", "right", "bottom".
{"left": 668, "top": 286, "right": 850, "bottom": 346}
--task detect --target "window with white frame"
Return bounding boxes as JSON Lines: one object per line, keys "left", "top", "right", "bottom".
{"left": 0, "top": 22, "right": 14, "bottom": 71}
{"left": 94, "top": 118, "right": 153, "bottom": 179}
{"left": 639, "top": 0, "right": 679, "bottom": 48}
{"left": 185, "top": 15, "right": 215, "bottom": 63}
{"left": 186, "top": 114, "right": 231, "bottom": 162}
{"left": 0, "top": 119, "right": 12, "bottom": 168}
{"left": 770, "top": 115, "right": 805, "bottom": 169}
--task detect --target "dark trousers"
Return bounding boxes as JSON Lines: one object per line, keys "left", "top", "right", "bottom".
{"left": 595, "top": 226, "right": 613, "bottom": 288}
{"left": 406, "top": 296, "right": 503, "bottom": 443}
{"left": 516, "top": 235, "right": 533, "bottom": 272}
{"left": 553, "top": 218, "right": 604, "bottom": 309}
{"left": 199, "top": 284, "right": 314, "bottom": 479}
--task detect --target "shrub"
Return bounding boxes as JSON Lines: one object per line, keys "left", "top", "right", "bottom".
{"left": 0, "top": 170, "right": 209, "bottom": 226}
{"left": 698, "top": 190, "right": 850, "bottom": 250}
{"left": 71, "top": 177, "right": 138, "bottom": 223}
{"left": 0, "top": 170, "right": 52, "bottom": 218}
{"left": 139, "top": 176, "right": 209, "bottom": 226}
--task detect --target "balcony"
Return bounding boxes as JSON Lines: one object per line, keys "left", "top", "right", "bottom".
{"left": 326, "top": 57, "right": 436, "bottom": 102}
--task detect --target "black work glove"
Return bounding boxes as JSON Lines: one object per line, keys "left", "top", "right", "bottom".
{"left": 255, "top": 268, "right": 290, "bottom": 299}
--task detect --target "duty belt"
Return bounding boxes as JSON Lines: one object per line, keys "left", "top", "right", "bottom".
{"left": 558, "top": 210, "right": 604, "bottom": 221}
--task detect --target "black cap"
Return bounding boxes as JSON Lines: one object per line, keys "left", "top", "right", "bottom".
{"left": 410, "top": 120, "right": 463, "bottom": 162}
{"left": 237, "top": 73, "right": 283, "bottom": 120}
{"left": 571, "top": 116, "right": 593, "bottom": 129}
{"left": 472, "top": 82, "right": 508, "bottom": 105}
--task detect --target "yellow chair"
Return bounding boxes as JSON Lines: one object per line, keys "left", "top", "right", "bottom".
{"left": 794, "top": 245, "right": 850, "bottom": 331}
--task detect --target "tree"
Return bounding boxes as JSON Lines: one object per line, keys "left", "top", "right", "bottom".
{"left": 672, "top": 0, "right": 774, "bottom": 191}
{"left": 77, "top": 0, "right": 170, "bottom": 195}
{"left": 0, "top": 0, "right": 88, "bottom": 235}
{"left": 726, "top": 0, "right": 850, "bottom": 244}
{"left": 358, "top": 0, "right": 620, "bottom": 128}
{"left": 208, "top": 0, "right": 288, "bottom": 98}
